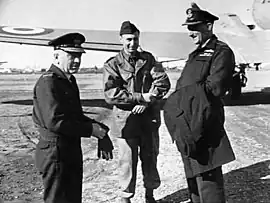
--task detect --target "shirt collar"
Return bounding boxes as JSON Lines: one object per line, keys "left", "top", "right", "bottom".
{"left": 121, "top": 49, "right": 139, "bottom": 61}
{"left": 201, "top": 38, "right": 211, "bottom": 49}
{"left": 201, "top": 34, "right": 217, "bottom": 50}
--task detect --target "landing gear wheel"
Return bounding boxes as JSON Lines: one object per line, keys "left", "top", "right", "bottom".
{"left": 230, "top": 74, "right": 242, "bottom": 100}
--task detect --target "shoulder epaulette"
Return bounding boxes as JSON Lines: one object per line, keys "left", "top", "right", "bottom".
{"left": 105, "top": 56, "right": 116, "bottom": 64}
{"left": 42, "top": 72, "right": 54, "bottom": 78}
{"left": 217, "top": 40, "right": 233, "bottom": 52}
{"left": 140, "top": 50, "right": 151, "bottom": 56}
{"left": 139, "top": 50, "right": 154, "bottom": 61}
{"left": 216, "top": 40, "right": 229, "bottom": 48}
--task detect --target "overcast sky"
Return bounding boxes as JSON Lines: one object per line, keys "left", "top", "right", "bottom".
{"left": 0, "top": 0, "right": 255, "bottom": 70}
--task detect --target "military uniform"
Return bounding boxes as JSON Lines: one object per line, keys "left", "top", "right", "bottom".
{"left": 103, "top": 46, "right": 170, "bottom": 199}
{"left": 33, "top": 33, "right": 93, "bottom": 203}
{"left": 164, "top": 4, "right": 235, "bottom": 203}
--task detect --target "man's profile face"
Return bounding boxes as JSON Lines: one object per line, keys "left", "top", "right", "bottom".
{"left": 187, "top": 23, "right": 211, "bottom": 46}
{"left": 58, "top": 50, "right": 82, "bottom": 74}
{"left": 120, "top": 31, "right": 140, "bottom": 55}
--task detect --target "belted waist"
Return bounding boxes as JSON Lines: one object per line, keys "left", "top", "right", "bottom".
{"left": 37, "top": 127, "right": 81, "bottom": 145}
{"left": 37, "top": 127, "right": 59, "bottom": 142}
{"left": 115, "top": 104, "right": 134, "bottom": 111}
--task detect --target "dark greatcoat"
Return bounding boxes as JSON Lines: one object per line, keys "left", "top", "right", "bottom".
{"left": 164, "top": 35, "right": 236, "bottom": 178}
{"left": 32, "top": 64, "right": 93, "bottom": 203}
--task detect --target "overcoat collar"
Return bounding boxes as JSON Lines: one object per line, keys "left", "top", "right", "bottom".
{"left": 117, "top": 49, "right": 147, "bottom": 73}
{"left": 49, "top": 64, "right": 69, "bottom": 80}
{"left": 188, "top": 35, "right": 218, "bottom": 59}
{"left": 48, "top": 64, "right": 78, "bottom": 91}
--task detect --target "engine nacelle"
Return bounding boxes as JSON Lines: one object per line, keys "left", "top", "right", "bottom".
{"left": 252, "top": 0, "right": 270, "bottom": 30}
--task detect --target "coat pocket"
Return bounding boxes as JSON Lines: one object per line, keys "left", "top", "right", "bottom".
{"left": 35, "top": 140, "right": 58, "bottom": 174}
{"left": 173, "top": 113, "right": 192, "bottom": 156}
{"left": 120, "top": 72, "right": 133, "bottom": 83}
{"left": 194, "top": 57, "right": 212, "bottom": 81}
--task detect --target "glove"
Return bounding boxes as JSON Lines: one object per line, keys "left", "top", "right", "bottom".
{"left": 97, "top": 134, "right": 114, "bottom": 160}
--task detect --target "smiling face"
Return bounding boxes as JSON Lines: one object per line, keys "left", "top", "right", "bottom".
{"left": 55, "top": 50, "right": 82, "bottom": 75}
{"left": 187, "top": 22, "right": 213, "bottom": 46}
{"left": 120, "top": 31, "right": 140, "bottom": 55}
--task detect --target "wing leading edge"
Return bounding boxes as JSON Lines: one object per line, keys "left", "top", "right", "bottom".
{"left": 0, "top": 26, "right": 123, "bottom": 52}
{"left": 0, "top": 18, "right": 270, "bottom": 65}
{"left": 215, "top": 13, "right": 270, "bottom": 64}
{"left": 0, "top": 26, "right": 195, "bottom": 60}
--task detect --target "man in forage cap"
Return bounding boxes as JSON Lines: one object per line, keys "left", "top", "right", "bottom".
{"left": 103, "top": 21, "right": 171, "bottom": 203}
{"left": 33, "top": 32, "right": 114, "bottom": 203}
{"left": 163, "top": 3, "right": 236, "bottom": 203}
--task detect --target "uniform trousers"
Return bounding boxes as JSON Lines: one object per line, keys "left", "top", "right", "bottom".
{"left": 117, "top": 131, "right": 161, "bottom": 198}
{"left": 35, "top": 139, "right": 83, "bottom": 203}
{"left": 187, "top": 166, "right": 226, "bottom": 203}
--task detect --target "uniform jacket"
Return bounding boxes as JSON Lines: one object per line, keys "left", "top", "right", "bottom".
{"left": 33, "top": 65, "right": 94, "bottom": 164}
{"left": 33, "top": 65, "right": 93, "bottom": 203}
{"left": 103, "top": 50, "right": 171, "bottom": 138}
{"left": 164, "top": 35, "right": 235, "bottom": 178}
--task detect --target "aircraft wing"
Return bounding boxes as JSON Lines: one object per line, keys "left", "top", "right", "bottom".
{"left": 215, "top": 13, "right": 270, "bottom": 64}
{"left": 253, "top": 30, "right": 270, "bottom": 61}
{"left": 0, "top": 26, "right": 123, "bottom": 52}
{"left": 0, "top": 26, "right": 195, "bottom": 61}
{"left": 1, "top": 14, "right": 269, "bottom": 65}
{"left": 217, "top": 32, "right": 263, "bottom": 64}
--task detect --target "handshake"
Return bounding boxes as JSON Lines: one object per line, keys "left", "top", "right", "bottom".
{"left": 91, "top": 121, "right": 114, "bottom": 161}
{"left": 131, "top": 93, "right": 157, "bottom": 114}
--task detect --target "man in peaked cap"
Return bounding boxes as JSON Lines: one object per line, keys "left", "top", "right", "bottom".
{"left": 182, "top": 2, "right": 219, "bottom": 26}
{"left": 48, "top": 32, "right": 86, "bottom": 53}
{"left": 33, "top": 32, "right": 114, "bottom": 203}
{"left": 103, "top": 21, "right": 171, "bottom": 203}
{"left": 163, "top": 3, "right": 236, "bottom": 203}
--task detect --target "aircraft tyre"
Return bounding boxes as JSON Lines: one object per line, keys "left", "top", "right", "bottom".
{"left": 230, "top": 74, "right": 242, "bottom": 100}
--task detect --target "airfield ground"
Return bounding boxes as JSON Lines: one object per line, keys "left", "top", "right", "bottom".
{"left": 0, "top": 70, "right": 270, "bottom": 203}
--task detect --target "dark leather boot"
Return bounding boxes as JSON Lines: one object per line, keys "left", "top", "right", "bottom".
{"left": 145, "top": 189, "right": 157, "bottom": 203}
{"left": 119, "top": 197, "right": 131, "bottom": 203}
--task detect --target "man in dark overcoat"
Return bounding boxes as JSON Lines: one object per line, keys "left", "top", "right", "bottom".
{"left": 164, "top": 3, "right": 236, "bottom": 203}
{"left": 33, "top": 32, "right": 113, "bottom": 203}
{"left": 103, "top": 21, "right": 171, "bottom": 203}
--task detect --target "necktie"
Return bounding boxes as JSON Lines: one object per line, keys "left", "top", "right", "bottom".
{"left": 129, "top": 56, "right": 136, "bottom": 67}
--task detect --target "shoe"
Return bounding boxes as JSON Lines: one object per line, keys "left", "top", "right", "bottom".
{"left": 145, "top": 196, "right": 157, "bottom": 203}
{"left": 119, "top": 197, "right": 131, "bottom": 203}
{"left": 145, "top": 188, "right": 157, "bottom": 203}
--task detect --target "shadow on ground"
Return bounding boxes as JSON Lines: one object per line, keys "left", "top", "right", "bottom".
{"left": 1, "top": 99, "right": 113, "bottom": 109}
{"left": 157, "top": 160, "right": 270, "bottom": 203}
{"left": 1, "top": 99, "right": 33, "bottom": 105}
{"left": 224, "top": 90, "right": 270, "bottom": 106}
{"left": 4, "top": 88, "right": 270, "bottom": 108}
{"left": 160, "top": 88, "right": 270, "bottom": 108}
{"left": 0, "top": 113, "right": 32, "bottom": 118}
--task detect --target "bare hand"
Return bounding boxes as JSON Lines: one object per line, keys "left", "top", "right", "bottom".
{"left": 142, "top": 93, "right": 156, "bottom": 103}
{"left": 92, "top": 123, "right": 108, "bottom": 139}
{"left": 131, "top": 104, "right": 147, "bottom": 114}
